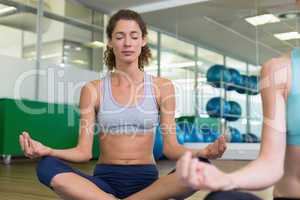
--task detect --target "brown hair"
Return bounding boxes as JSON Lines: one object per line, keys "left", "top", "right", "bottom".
{"left": 104, "top": 9, "right": 152, "bottom": 71}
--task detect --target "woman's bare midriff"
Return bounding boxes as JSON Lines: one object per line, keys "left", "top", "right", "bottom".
{"left": 97, "top": 131, "right": 155, "bottom": 165}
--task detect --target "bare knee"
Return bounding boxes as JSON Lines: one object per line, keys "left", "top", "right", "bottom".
{"left": 50, "top": 173, "right": 72, "bottom": 189}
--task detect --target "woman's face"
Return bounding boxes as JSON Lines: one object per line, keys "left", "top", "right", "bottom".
{"left": 109, "top": 19, "right": 146, "bottom": 66}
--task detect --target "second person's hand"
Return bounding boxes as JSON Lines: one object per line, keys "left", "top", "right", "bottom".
{"left": 176, "top": 151, "right": 234, "bottom": 191}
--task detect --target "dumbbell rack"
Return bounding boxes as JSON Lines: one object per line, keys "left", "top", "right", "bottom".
{"left": 186, "top": 64, "right": 261, "bottom": 160}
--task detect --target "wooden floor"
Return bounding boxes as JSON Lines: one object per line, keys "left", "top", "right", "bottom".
{"left": 0, "top": 158, "right": 273, "bottom": 200}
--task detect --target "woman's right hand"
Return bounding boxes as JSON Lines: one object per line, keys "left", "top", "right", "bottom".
{"left": 19, "top": 131, "right": 52, "bottom": 159}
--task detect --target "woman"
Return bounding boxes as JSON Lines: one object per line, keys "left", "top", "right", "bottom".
{"left": 176, "top": 47, "right": 300, "bottom": 199}
{"left": 19, "top": 9, "right": 226, "bottom": 200}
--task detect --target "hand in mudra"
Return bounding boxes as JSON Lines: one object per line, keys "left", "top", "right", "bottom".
{"left": 201, "top": 135, "right": 227, "bottom": 159}
{"left": 19, "top": 132, "right": 52, "bottom": 159}
{"left": 176, "top": 151, "right": 234, "bottom": 191}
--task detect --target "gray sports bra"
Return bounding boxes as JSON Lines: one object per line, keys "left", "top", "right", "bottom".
{"left": 96, "top": 72, "right": 159, "bottom": 134}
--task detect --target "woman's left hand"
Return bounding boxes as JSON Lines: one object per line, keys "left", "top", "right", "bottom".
{"left": 200, "top": 135, "right": 227, "bottom": 159}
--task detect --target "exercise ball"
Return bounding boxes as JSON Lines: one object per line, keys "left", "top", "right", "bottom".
{"left": 200, "top": 125, "right": 211, "bottom": 134}
{"left": 248, "top": 76, "right": 260, "bottom": 95}
{"left": 206, "top": 97, "right": 230, "bottom": 118}
{"left": 236, "top": 75, "right": 248, "bottom": 94}
{"left": 176, "top": 124, "right": 185, "bottom": 145}
{"left": 184, "top": 132, "right": 193, "bottom": 143}
{"left": 153, "top": 126, "right": 163, "bottom": 160}
{"left": 242, "top": 133, "right": 260, "bottom": 143}
{"left": 190, "top": 132, "right": 204, "bottom": 142}
{"left": 206, "top": 64, "right": 231, "bottom": 88}
{"left": 225, "top": 101, "right": 242, "bottom": 121}
{"left": 189, "top": 124, "right": 204, "bottom": 142}
{"left": 227, "top": 68, "right": 241, "bottom": 91}
{"left": 228, "top": 127, "right": 242, "bottom": 143}
{"left": 177, "top": 120, "right": 193, "bottom": 135}
{"left": 203, "top": 129, "right": 220, "bottom": 143}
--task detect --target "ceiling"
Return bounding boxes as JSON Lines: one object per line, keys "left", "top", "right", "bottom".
{"left": 80, "top": 0, "right": 300, "bottom": 65}
{"left": 76, "top": 0, "right": 167, "bottom": 13}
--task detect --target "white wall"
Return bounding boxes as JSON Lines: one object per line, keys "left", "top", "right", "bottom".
{"left": 38, "top": 62, "right": 105, "bottom": 104}
{"left": 0, "top": 55, "right": 105, "bottom": 105}
{"left": 0, "top": 55, "right": 36, "bottom": 100}
{"left": 0, "top": 26, "right": 23, "bottom": 58}
{"left": 173, "top": 81, "right": 196, "bottom": 117}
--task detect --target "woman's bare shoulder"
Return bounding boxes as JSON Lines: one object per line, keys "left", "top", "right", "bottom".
{"left": 151, "top": 76, "right": 173, "bottom": 88}
{"left": 261, "top": 53, "right": 291, "bottom": 91}
{"left": 261, "top": 53, "right": 290, "bottom": 78}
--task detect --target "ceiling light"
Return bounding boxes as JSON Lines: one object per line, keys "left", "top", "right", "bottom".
{"left": 0, "top": 6, "right": 17, "bottom": 16}
{"left": 41, "top": 53, "right": 61, "bottom": 59}
{"left": 59, "top": 63, "right": 66, "bottom": 68}
{"left": 64, "top": 45, "right": 71, "bottom": 49}
{"left": 281, "top": 13, "right": 298, "bottom": 19}
{"left": 72, "top": 59, "right": 87, "bottom": 65}
{"left": 86, "top": 41, "right": 105, "bottom": 48}
{"left": 274, "top": 32, "right": 300, "bottom": 40}
{"left": 245, "top": 14, "right": 280, "bottom": 26}
{"left": 278, "top": 11, "right": 300, "bottom": 20}
{"left": 75, "top": 47, "right": 81, "bottom": 51}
